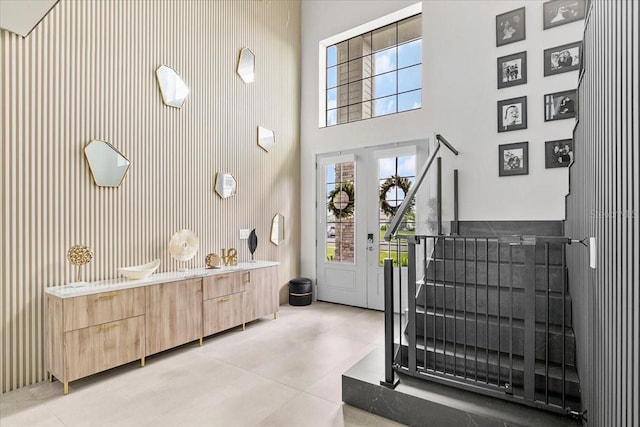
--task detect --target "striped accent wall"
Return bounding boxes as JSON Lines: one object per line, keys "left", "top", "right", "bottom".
{"left": 566, "top": 0, "right": 639, "bottom": 425}
{"left": 0, "top": 0, "right": 301, "bottom": 393}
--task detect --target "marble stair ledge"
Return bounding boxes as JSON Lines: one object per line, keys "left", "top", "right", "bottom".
{"left": 342, "top": 347, "right": 582, "bottom": 427}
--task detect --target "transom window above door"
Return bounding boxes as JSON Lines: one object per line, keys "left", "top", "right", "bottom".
{"left": 324, "top": 13, "right": 422, "bottom": 127}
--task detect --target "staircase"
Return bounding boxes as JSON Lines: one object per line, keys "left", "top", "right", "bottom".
{"left": 395, "top": 233, "right": 582, "bottom": 414}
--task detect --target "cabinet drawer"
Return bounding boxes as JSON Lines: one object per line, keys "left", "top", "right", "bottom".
{"left": 203, "top": 293, "right": 244, "bottom": 336}
{"left": 203, "top": 272, "right": 245, "bottom": 300}
{"left": 64, "top": 315, "right": 145, "bottom": 382}
{"left": 63, "top": 288, "right": 145, "bottom": 331}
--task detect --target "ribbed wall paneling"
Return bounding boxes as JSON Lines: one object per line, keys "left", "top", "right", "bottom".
{"left": 566, "top": 0, "right": 638, "bottom": 426}
{"left": 0, "top": 0, "right": 301, "bottom": 393}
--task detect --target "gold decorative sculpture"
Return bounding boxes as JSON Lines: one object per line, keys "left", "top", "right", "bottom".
{"left": 221, "top": 248, "right": 238, "bottom": 266}
{"left": 66, "top": 245, "right": 93, "bottom": 282}
{"left": 205, "top": 253, "right": 221, "bottom": 268}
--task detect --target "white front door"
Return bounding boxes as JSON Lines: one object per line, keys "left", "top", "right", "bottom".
{"left": 316, "top": 145, "right": 417, "bottom": 310}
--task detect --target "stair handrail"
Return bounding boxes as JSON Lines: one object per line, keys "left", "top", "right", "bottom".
{"left": 384, "top": 134, "right": 459, "bottom": 242}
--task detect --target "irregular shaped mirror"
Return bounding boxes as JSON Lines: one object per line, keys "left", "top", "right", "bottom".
{"left": 84, "top": 140, "right": 130, "bottom": 187}
{"left": 215, "top": 172, "right": 237, "bottom": 198}
{"left": 271, "top": 213, "right": 284, "bottom": 245}
{"left": 156, "top": 65, "right": 189, "bottom": 108}
{"left": 257, "top": 126, "right": 275, "bottom": 152}
{"left": 237, "top": 48, "right": 255, "bottom": 83}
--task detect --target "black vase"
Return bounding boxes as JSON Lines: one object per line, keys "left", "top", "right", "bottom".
{"left": 248, "top": 229, "right": 258, "bottom": 262}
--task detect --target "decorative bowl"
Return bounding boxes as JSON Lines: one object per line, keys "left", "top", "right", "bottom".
{"left": 118, "top": 259, "right": 160, "bottom": 280}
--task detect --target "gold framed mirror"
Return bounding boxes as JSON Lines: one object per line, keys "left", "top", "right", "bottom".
{"left": 84, "top": 140, "right": 130, "bottom": 187}
{"left": 271, "top": 213, "right": 284, "bottom": 245}
{"left": 257, "top": 126, "right": 275, "bottom": 152}
{"left": 156, "top": 65, "right": 189, "bottom": 108}
{"left": 237, "top": 48, "right": 255, "bottom": 83}
{"left": 215, "top": 172, "right": 237, "bottom": 198}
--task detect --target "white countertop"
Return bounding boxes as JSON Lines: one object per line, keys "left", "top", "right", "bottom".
{"left": 45, "top": 261, "right": 280, "bottom": 298}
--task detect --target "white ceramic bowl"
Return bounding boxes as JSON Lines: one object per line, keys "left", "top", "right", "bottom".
{"left": 118, "top": 259, "right": 160, "bottom": 280}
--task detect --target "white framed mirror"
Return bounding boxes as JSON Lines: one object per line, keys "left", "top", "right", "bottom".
{"left": 84, "top": 140, "right": 130, "bottom": 187}
{"left": 215, "top": 172, "right": 237, "bottom": 198}
{"left": 156, "top": 65, "right": 189, "bottom": 108}
{"left": 271, "top": 213, "right": 284, "bottom": 245}
{"left": 257, "top": 126, "right": 275, "bottom": 152}
{"left": 237, "top": 48, "right": 255, "bottom": 83}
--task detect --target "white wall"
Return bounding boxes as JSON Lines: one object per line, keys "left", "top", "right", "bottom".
{"left": 300, "top": 0, "right": 583, "bottom": 278}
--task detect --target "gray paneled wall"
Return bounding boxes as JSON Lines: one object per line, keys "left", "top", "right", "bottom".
{"left": 0, "top": 0, "right": 301, "bottom": 393}
{"left": 566, "top": 1, "right": 639, "bottom": 426}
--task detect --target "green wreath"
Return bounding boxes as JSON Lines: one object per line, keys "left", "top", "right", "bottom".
{"left": 379, "top": 175, "right": 413, "bottom": 217}
{"left": 327, "top": 182, "right": 355, "bottom": 219}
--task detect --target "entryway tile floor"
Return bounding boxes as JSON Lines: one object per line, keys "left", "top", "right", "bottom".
{"left": 0, "top": 302, "right": 404, "bottom": 427}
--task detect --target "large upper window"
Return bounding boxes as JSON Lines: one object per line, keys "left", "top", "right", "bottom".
{"left": 325, "top": 14, "right": 422, "bottom": 126}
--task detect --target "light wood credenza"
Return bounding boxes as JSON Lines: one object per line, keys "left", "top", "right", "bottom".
{"left": 45, "top": 262, "right": 279, "bottom": 394}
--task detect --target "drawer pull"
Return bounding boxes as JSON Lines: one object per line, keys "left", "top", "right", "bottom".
{"left": 218, "top": 274, "right": 230, "bottom": 279}
{"left": 98, "top": 292, "right": 118, "bottom": 299}
{"left": 99, "top": 323, "right": 119, "bottom": 331}
{"left": 219, "top": 296, "right": 231, "bottom": 302}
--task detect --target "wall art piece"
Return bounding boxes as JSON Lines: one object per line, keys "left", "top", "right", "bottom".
{"left": 544, "top": 89, "right": 577, "bottom": 121}
{"left": 497, "top": 51, "right": 527, "bottom": 89}
{"left": 215, "top": 172, "right": 237, "bottom": 198}
{"left": 237, "top": 48, "right": 255, "bottom": 83}
{"left": 248, "top": 229, "right": 258, "bottom": 262}
{"left": 544, "top": 41, "right": 582, "bottom": 76}
{"left": 497, "top": 96, "right": 527, "bottom": 132}
{"left": 67, "top": 244, "right": 93, "bottom": 282}
{"left": 169, "top": 229, "right": 199, "bottom": 271}
{"left": 499, "top": 142, "right": 529, "bottom": 177}
{"left": 156, "top": 65, "right": 189, "bottom": 108}
{"left": 258, "top": 126, "right": 275, "bottom": 152}
{"left": 0, "top": 0, "right": 59, "bottom": 37}
{"left": 543, "top": 0, "right": 586, "bottom": 30}
{"left": 118, "top": 259, "right": 160, "bottom": 280}
{"left": 545, "top": 139, "right": 573, "bottom": 168}
{"left": 496, "top": 7, "right": 526, "bottom": 47}
{"left": 84, "top": 140, "right": 130, "bottom": 187}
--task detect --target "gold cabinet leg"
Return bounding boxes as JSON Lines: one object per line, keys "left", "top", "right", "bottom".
{"left": 48, "top": 372, "right": 53, "bottom": 382}
{"left": 273, "top": 311, "right": 278, "bottom": 319}
{"left": 242, "top": 323, "right": 246, "bottom": 331}
{"left": 63, "top": 382, "right": 69, "bottom": 395}
{"left": 199, "top": 337, "right": 203, "bottom": 346}
{"left": 140, "top": 357, "right": 145, "bottom": 367}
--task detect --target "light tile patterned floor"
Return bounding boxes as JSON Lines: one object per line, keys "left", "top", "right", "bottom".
{"left": 1, "top": 302, "right": 404, "bottom": 427}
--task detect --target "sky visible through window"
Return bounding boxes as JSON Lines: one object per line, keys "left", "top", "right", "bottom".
{"left": 325, "top": 14, "right": 422, "bottom": 126}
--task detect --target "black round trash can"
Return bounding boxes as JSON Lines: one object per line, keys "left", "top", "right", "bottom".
{"left": 289, "top": 277, "right": 312, "bottom": 306}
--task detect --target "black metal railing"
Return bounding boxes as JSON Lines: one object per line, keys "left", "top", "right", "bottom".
{"left": 383, "top": 234, "right": 582, "bottom": 416}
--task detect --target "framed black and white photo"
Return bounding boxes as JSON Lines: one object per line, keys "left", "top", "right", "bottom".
{"left": 544, "top": 41, "right": 582, "bottom": 76}
{"left": 497, "top": 51, "right": 527, "bottom": 89}
{"left": 543, "top": 0, "right": 586, "bottom": 30}
{"left": 497, "top": 96, "right": 527, "bottom": 132}
{"left": 499, "top": 142, "right": 529, "bottom": 176}
{"left": 545, "top": 139, "right": 573, "bottom": 168}
{"left": 496, "top": 7, "right": 526, "bottom": 47}
{"left": 544, "top": 89, "right": 577, "bottom": 121}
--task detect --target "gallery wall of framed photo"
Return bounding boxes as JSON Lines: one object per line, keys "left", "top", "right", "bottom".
{"left": 495, "top": 0, "right": 585, "bottom": 179}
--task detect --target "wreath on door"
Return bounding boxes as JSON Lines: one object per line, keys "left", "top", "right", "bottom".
{"left": 327, "top": 182, "right": 355, "bottom": 219}
{"left": 379, "top": 175, "right": 413, "bottom": 217}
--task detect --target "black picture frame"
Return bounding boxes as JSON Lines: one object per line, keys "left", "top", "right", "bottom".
{"left": 544, "top": 89, "right": 577, "bottom": 121}
{"left": 496, "top": 7, "right": 526, "bottom": 47}
{"left": 497, "top": 96, "right": 527, "bottom": 132}
{"left": 543, "top": 0, "right": 586, "bottom": 30}
{"left": 499, "top": 142, "right": 529, "bottom": 176}
{"left": 545, "top": 139, "right": 573, "bottom": 168}
{"left": 544, "top": 41, "right": 582, "bottom": 76}
{"left": 497, "top": 51, "right": 527, "bottom": 89}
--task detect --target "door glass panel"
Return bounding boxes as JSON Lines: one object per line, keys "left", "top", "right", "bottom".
{"left": 326, "top": 161, "right": 356, "bottom": 264}
{"left": 378, "top": 155, "right": 416, "bottom": 266}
